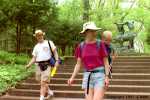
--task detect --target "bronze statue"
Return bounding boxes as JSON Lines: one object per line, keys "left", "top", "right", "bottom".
{"left": 114, "top": 21, "right": 136, "bottom": 49}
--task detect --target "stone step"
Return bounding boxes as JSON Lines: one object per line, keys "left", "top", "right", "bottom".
{"left": 110, "top": 65, "right": 150, "bottom": 68}
{"left": 105, "top": 92, "right": 150, "bottom": 100}
{"left": 60, "top": 65, "right": 150, "bottom": 70}
{"left": 66, "top": 58, "right": 150, "bottom": 62}
{"left": 62, "top": 64, "right": 150, "bottom": 67}
{"left": 57, "top": 69, "right": 150, "bottom": 73}
{"left": 64, "top": 56, "right": 150, "bottom": 61}
{"left": 6, "top": 89, "right": 150, "bottom": 99}
{"left": 64, "top": 59, "right": 150, "bottom": 64}
{"left": 114, "top": 59, "right": 150, "bottom": 62}
{"left": 115, "top": 56, "right": 150, "bottom": 59}
{"left": 16, "top": 83, "right": 150, "bottom": 93}
{"left": 0, "top": 95, "right": 85, "bottom": 100}
{"left": 29, "top": 73, "right": 150, "bottom": 80}
{"left": 24, "top": 78, "right": 150, "bottom": 86}
{"left": 109, "top": 79, "right": 150, "bottom": 86}
{"left": 108, "top": 85, "right": 150, "bottom": 92}
{"left": 0, "top": 95, "right": 113, "bottom": 100}
{"left": 0, "top": 95, "right": 40, "bottom": 100}
{"left": 53, "top": 73, "right": 150, "bottom": 79}
{"left": 16, "top": 83, "right": 81, "bottom": 91}
{"left": 64, "top": 62, "right": 150, "bottom": 66}
{"left": 113, "top": 62, "right": 150, "bottom": 65}
{"left": 64, "top": 56, "right": 150, "bottom": 64}
{"left": 2, "top": 91, "right": 150, "bottom": 100}
{"left": 8, "top": 89, "right": 84, "bottom": 98}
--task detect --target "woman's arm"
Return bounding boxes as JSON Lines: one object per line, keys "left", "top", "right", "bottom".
{"left": 71, "top": 58, "right": 82, "bottom": 79}
{"left": 68, "top": 58, "right": 82, "bottom": 85}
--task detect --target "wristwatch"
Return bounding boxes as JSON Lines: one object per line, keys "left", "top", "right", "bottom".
{"left": 105, "top": 74, "right": 109, "bottom": 77}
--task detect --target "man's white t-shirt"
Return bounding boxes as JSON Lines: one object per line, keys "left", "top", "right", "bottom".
{"left": 32, "top": 40, "right": 56, "bottom": 62}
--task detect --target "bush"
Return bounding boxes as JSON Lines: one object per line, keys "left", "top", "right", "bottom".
{"left": 0, "top": 64, "right": 34, "bottom": 93}
{"left": 0, "top": 51, "right": 29, "bottom": 65}
{"left": 0, "top": 51, "right": 34, "bottom": 94}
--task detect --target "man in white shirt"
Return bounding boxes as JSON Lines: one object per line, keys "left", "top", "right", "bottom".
{"left": 26, "top": 30, "right": 59, "bottom": 100}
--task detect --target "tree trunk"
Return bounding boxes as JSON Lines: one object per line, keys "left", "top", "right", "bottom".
{"left": 61, "top": 45, "right": 66, "bottom": 56}
{"left": 32, "top": 6, "right": 36, "bottom": 46}
{"left": 16, "top": 22, "right": 22, "bottom": 54}
{"left": 83, "top": 0, "right": 90, "bottom": 22}
{"left": 16, "top": 23, "right": 19, "bottom": 54}
{"left": 32, "top": 25, "right": 36, "bottom": 45}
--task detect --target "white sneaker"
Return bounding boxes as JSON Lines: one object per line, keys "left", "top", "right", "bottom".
{"left": 48, "top": 90, "right": 54, "bottom": 96}
{"left": 46, "top": 90, "right": 54, "bottom": 100}
{"left": 40, "top": 95, "right": 45, "bottom": 100}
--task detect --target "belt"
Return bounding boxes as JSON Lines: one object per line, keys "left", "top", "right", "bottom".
{"left": 86, "top": 69, "right": 104, "bottom": 94}
{"left": 36, "top": 59, "right": 50, "bottom": 63}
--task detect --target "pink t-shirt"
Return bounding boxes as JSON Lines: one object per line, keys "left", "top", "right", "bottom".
{"left": 75, "top": 41, "right": 108, "bottom": 71}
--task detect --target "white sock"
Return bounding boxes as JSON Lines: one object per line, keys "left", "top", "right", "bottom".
{"left": 40, "top": 95, "right": 44, "bottom": 100}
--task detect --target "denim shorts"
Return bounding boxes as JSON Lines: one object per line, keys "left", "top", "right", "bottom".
{"left": 82, "top": 67, "right": 105, "bottom": 89}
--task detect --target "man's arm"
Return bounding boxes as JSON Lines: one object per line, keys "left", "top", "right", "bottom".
{"left": 26, "top": 56, "right": 36, "bottom": 69}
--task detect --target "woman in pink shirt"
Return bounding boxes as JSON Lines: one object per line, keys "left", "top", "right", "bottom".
{"left": 68, "top": 22, "right": 110, "bottom": 100}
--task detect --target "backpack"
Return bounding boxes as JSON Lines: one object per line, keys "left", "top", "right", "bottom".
{"left": 48, "top": 41, "right": 62, "bottom": 67}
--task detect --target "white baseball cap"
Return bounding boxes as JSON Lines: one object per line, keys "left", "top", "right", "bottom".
{"left": 80, "top": 22, "right": 101, "bottom": 34}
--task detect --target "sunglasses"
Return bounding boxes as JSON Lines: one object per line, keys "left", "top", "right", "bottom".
{"left": 86, "top": 30, "right": 97, "bottom": 33}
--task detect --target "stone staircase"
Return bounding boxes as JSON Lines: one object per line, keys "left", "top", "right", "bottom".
{"left": 1, "top": 56, "right": 150, "bottom": 100}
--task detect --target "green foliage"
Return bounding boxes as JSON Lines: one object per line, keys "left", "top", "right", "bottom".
{"left": 0, "top": 51, "right": 29, "bottom": 64}
{"left": 0, "top": 51, "right": 34, "bottom": 93}
{"left": 0, "top": 0, "right": 58, "bottom": 52}
{"left": 0, "top": 64, "right": 34, "bottom": 93}
{"left": 144, "top": 44, "right": 150, "bottom": 53}
{"left": 45, "top": 0, "right": 83, "bottom": 55}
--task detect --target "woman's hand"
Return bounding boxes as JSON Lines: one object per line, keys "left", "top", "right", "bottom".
{"left": 105, "top": 76, "right": 110, "bottom": 89}
{"left": 67, "top": 58, "right": 82, "bottom": 86}
{"left": 67, "top": 77, "right": 74, "bottom": 86}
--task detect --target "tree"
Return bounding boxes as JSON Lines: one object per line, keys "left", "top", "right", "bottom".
{"left": 83, "top": 0, "right": 90, "bottom": 21}
{"left": 0, "top": 0, "right": 58, "bottom": 54}
{"left": 47, "top": 0, "right": 83, "bottom": 55}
